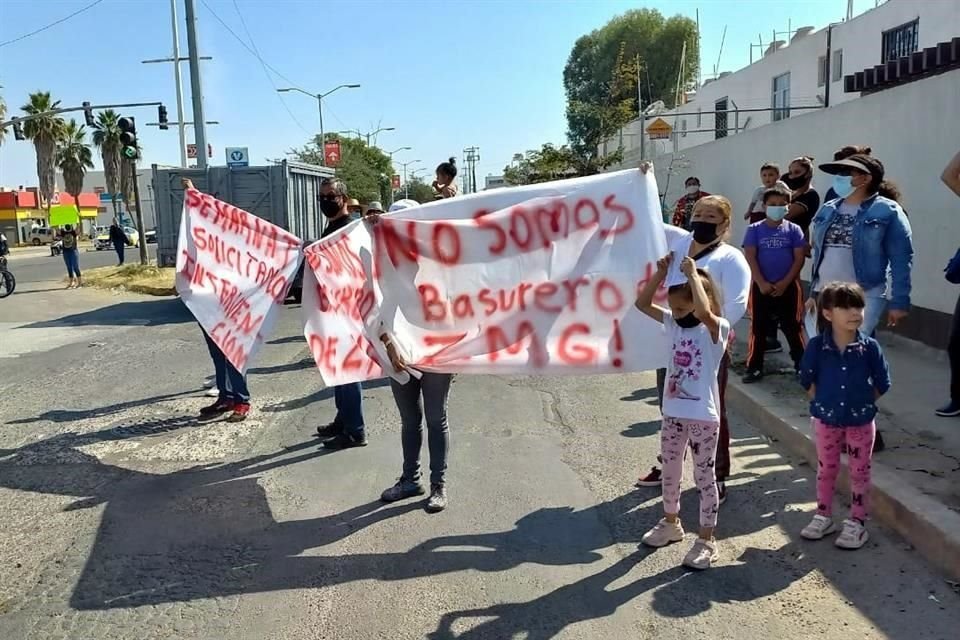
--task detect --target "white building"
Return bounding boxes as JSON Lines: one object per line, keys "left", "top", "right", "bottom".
{"left": 603, "top": 0, "right": 960, "bottom": 159}
{"left": 485, "top": 174, "right": 507, "bottom": 190}
{"left": 81, "top": 169, "right": 157, "bottom": 230}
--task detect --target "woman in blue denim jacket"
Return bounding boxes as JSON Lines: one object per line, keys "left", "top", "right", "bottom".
{"left": 805, "top": 154, "right": 914, "bottom": 337}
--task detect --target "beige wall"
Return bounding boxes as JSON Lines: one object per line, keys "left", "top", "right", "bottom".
{"left": 614, "top": 70, "right": 960, "bottom": 317}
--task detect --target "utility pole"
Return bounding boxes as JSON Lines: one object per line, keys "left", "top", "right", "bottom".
{"left": 130, "top": 160, "right": 148, "bottom": 265}
{"left": 184, "top": 0, "right": 208, "bottom": 169}
{"left": 462, "top": 147, "right": 480, "bottom": 194}
{"left": 170, "top": 0, "right": 186, "bottom": 167}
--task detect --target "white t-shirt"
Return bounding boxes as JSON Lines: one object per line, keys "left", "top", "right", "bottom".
{"left": 661, "top": 311, "right": 730, "bottom": 423}
{"left": 664, "top": 234, "right": 752, "bottom": 324}
{"left": 749, "top": 186, "right": 766, "bottom": 215}
{"left": 816, "top": 200, "right": 858, "bottom": 291}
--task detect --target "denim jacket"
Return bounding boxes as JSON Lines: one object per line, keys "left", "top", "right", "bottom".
{"left": 809, "top": 194, "right": 914, "bottom": 310}
{"left": 798, "top": 330, "right": 891, "bottom": 427}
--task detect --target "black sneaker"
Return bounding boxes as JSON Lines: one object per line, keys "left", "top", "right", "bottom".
{"left": 426, "top": 484, "right": 447, "bottom": 513}
{"left": 718, "top": 481, "right": 728, "bottom": 505}
{"left": 381, "top": 477, "right": 426, "bottom": 503}
{"left": 935, "top": 401, "right": 960, "bottom": 417}
{"left": 199, "top": 398, "right": 235, "bottom": 418}
{"left": 635, "top": 467, "right": 662, "bottom": 487}
{"left": 316, "top": 420, "right": 344, "bottom": 438}
{"left": 873, "top": 430, "right": 885, "bottom": 453}
{"left": 764, "top": 339, "right": 783, "bottom": 354}
{"left": 741, "top": 370, "right": 764, "bottom": 384}
{"left": 322, "top": 432, "right": 368, "bottom": 450}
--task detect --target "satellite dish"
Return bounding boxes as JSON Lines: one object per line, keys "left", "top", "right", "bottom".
{"left": 642, "top": 100, "right": 666, "bottom": 116}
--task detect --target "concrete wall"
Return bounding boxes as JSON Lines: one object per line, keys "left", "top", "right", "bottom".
{"left": 611, "top": 69, "right": 960, "bottom": 345}
{"left": 601, "top": 0, "right": 959, "bottom": 157}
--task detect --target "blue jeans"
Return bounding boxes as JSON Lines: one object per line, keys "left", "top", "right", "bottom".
{"left": 202, "top": 328, "right": 250, "bottom": 403}
{"left": 391, "top": 372, "right": 453, "bottom": 486}
{"left": 62, "top": 248, "right": 81, "bottom": 278}
{"left": 333, "top": 383, "right": 365, "bottom": 438}
{"left": 862, "top": 294, "right": 887, "bottom": 337}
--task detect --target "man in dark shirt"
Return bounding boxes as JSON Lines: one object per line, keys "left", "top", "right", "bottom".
{"left": 315, "top": 177, "right": 369, "bottom": 449}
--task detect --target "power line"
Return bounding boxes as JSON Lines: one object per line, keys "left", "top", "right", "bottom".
{"left": 199, "top": 0, "right": 311, "bottom": 135}
{"left": 0, "top": 0, "right": 105, "bottom": 48}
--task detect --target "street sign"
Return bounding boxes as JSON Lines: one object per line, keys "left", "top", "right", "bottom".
{"left": 226, "top": 146, "right": 249, "bottom": 168}
{"left": 392, "top": 174, "right": 401, "bottom": 189}
{"left": 187, "top": 143, "right": 213, "bottom": 159}
{"left": 646, "top": 117, "right": 673, "bottom": 140}
{"left": 324, "top": 140, "right": 341, "bottom": 167}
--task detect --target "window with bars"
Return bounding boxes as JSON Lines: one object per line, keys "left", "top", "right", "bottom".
{"left": 772, "top": 73, "right": 790, "bottom": 122}
{"left": 882, "top": 19, "right": 919, "bottom": 63}
{"left": 714, "top": 98, "right": 728, "bottom": 139}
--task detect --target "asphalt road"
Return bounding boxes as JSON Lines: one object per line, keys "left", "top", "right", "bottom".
{"left": 6, "top": 244, "right": 157, "bottom": 285}
{"left": 0, "top": 270, "right": 957, "bottom": 639}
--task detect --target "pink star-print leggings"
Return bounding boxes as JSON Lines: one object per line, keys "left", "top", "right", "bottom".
{"left": 814, "top": 419, "right": 876, "bottom": 522}
{"left": 660, "top": 416, "right": 720, "bottom": 527}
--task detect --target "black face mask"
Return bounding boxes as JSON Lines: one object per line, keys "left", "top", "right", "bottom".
{"left": 690, "top": 220, "right": 719, "bottom": 244}
{"left": 675, "top": 312, "right": 702, "bottom": 329}
{"left": 320, "top": 198, "right": 342, "bottom": 218}
{"left": 782, "top": 173, "right": 809, "bottom": 190}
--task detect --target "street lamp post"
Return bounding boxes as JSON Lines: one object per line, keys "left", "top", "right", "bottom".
{"left": 278, "top": 84, "right": 360, "bottom": 166}
{"left": 340, "top": 127, "right": 396, "bottom": 147}
{"left": 399, "top": 159, "right": 421, "bottom": 199}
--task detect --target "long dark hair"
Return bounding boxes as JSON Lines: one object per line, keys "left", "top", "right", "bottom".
{"left": 667, "top": 268, "right": 724, "bottom": 317}
{"left": 436, "top": 157, "right": 458, "bottom": 181}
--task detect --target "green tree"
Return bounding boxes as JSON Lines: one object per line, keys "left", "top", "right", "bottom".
{"left": 0, "top": 93, "right": 6, "bottom": 146}
{"left": 564, "top": 9, "right": 698, "bottom": 162}
{"left": 21, "top": 91, "right": 66, "bottom": 214}
{"left": 502, "top": 143, "right": 591, "bottom": 186}
{"left": 399, "top": 176, "right": 437, "bottom": 203}
{"left": 291, "top": 134, "right": 394, "bottom": 204}
{"left": 57, "top": 119, "right": 95, "bottom": 220}
{"left": 92, "top": 109, "right": 123, "bottom": 218}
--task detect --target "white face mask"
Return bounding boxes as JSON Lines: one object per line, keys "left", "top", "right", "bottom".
{"left": 686, "top": 185, "right": 699, "bottom": 195}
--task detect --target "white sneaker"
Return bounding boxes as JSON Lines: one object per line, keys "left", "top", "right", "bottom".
{"left": 835, "top": 518, "right": 869, "bottom": 549}
{"left": 641, "top": 518, "right": 685, "bottom": 548}
{"left": 203, "top": 378, "right": 216, "bottom": 389}
{"left": 682, "top": 537, "right": 719, "bottom": 570}
{"left": 204, "top": 387, "right": 220, "bottom": 397}
{"left": 801, "top": 514, "right": 837, "bottom": 540}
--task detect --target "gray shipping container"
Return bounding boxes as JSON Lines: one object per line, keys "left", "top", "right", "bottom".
{"left": 152, "top": 160, "right": 335, "bottom": 266}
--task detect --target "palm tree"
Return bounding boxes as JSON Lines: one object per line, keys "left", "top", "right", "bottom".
{"left": 0, "top": 93, "right": 6, "bottom": 146}
{"left": 57, "top": 119, "right": 95, "bottom": 221}
{"left": 91, "top": 109, "right": 122, "bottom": 218}
{"left": 21, "top": 91, "right": 66, "bottom": 215}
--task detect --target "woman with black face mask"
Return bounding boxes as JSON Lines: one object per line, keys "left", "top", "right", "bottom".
{"left": 636, "top": 193, "right": 752, "bottom": 507}
{"left": 782, "top": 156, "right": 820, "bottom": 240}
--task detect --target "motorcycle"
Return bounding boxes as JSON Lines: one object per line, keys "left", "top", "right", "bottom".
{"left": 50, "top": 239, "right": 63, "bottom": 257}
{"left": 0, "top": 255, "right": 15, "bottom": 298}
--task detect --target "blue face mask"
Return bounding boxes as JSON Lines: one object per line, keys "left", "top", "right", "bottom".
{"left": 832, "top": 175, "right": 856, "bottom": 198}
{"left": 766, "top": 205, "right": 788, "bottom": 221}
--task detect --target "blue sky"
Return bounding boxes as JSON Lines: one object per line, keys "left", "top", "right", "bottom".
{"left": 0, "top": 0, "right": 862, "bottom": 188}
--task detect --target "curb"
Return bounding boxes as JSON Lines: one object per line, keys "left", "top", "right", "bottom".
{"left": 727, "top": 378, "right": 960, "bottom": 582}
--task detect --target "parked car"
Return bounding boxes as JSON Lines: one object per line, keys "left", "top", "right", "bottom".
{"left": 29, "top": 227, "right": 55, "bottom": 245}
{"left": 144, "top": 229, "right": 157, "bottom": 244}
{"left": 123, "top": 226, "right": 140, "bottom": 247}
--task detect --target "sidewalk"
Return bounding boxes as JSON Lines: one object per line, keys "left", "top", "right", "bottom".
{"left": 727, "top": 320, "right": 960, "bottom": 581}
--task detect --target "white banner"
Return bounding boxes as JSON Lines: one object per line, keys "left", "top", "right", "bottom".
{"left": 176, "top": 188, "right": 303, "bottom": 373}
{"left": 303, "top": 169, "right": 670, "bottom": 386}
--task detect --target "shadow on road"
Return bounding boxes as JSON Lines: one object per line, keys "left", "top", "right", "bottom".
{"left": 24, "top": 299, "right": 192, "bottom": 328}
{"left": 6, "top": 390, "right": 196, "bottom": 425}
{"left": 261, "top": 378, "right": 391, "bottom": 413}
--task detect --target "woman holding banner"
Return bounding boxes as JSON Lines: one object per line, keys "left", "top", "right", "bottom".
{"left": 376, "top": 193, "right": 456, "bottom": 513}
{"left": 636, "top": 168, "right": 751, "bottom": 506}
{"left": 182, "top": 178, "right": 252, "bottom": 423}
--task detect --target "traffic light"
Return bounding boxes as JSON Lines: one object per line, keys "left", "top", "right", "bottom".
{"left": 11, "top": 117, "right": 25, "bottom": 141}
{"left": 82, "top": 101, "right": 95, "bottom": 127}
{"left": 158, "top": 105, "right": 168, "bottom": 130}
{"left": 118, "top": 116, "right": 138, "bottom": 160}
